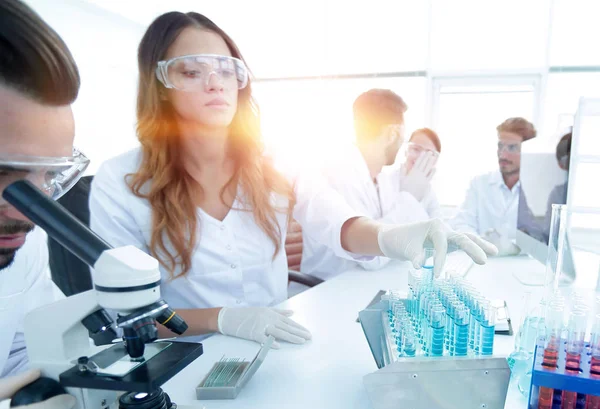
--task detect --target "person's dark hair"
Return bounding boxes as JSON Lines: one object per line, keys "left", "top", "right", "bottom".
{"left": 129, "top": 12, "right": 294, "bottom": 277}
{"left": 410, "top": 127, "right": 442, "bottom": 153}
{"left": 353, "top": 89, "right": 407, "bottom": 140}
{"left": 0, "top": 0, "right": 80, "bottom": 104}
{"left": 496, "top": 117, "right": 536, "bottom": 142}
{"left": 556, "top": 128, "right": 572, "bottom": 167}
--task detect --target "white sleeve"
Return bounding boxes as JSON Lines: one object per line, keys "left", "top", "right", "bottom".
{"left": 449, "top": 178, "right": 480, "bottom": 235}
{"left": 89, "top": 163, "right": 147, "bottom": 251}
{"left": 290, "top": 169, "right": 373, "bottom": 261}
{"left": 7, "top": 235, "right": 65, "bottom": 377}
{"left": 423, "top": 190, "right": 443, "bottom": 220}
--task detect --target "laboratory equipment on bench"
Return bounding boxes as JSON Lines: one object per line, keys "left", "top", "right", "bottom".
{"left": 3, "top": 180, "right": 204, "bottom": 409}
{"left": 528, "top": 311, "right": 600, "bottom": 409}
{"left": 195, "top": 336, "right": 273, "bottom": 400}
{"left": 358, "top": 262, "right": 510, "bottom": 409}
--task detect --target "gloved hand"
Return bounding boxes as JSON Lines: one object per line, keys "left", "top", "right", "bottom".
{"left": 217, "top": 307, "right": 312, "bottom": 349}
{"left": 377, "top": 219, "right": 498, "bottom": 277}
{"left": 400, "top": 151, "right": 437, "bottom": 201}
{"left": 483, "top": 228, "right": 521, "bottom": 257}
{"left": 0, "top": 370, "right": 76, "bottom": 409}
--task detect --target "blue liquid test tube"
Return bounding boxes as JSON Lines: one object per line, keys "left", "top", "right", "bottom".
{"left": 423, "top": 247, "right": 435, "bottom": 274}
{"left": 453, "top": 303, "right": 470, "bottom": 356}
{"left": 468, "top": 293, "right": 483, "bottom": 353}
{"left": 402, "top": 326, "right": 417, "bottom": 357}
{"left": 429, "top": 305, "right": 446, "bottom": 356}
{"left": 479, "top": 300, "right": 496, "bottom": 356}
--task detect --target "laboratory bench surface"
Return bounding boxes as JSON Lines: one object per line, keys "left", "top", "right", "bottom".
{"left": 163, "top": 255, "right": 548, "bottom": 408}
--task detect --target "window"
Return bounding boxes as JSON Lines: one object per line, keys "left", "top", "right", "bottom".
{"left": 431, "top": 77, "right": 538, "bottom": 206}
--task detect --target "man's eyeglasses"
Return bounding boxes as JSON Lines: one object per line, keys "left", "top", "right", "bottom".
{"left": 497, "top": 142, "right": 521, "bottom": 154}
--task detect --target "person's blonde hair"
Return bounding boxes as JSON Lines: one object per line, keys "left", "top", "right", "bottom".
{"left": 128, "top": 12, "right": 295, "bottom": 278}
{"left": 496, "top": 117, "right": 536, "bottom": 141}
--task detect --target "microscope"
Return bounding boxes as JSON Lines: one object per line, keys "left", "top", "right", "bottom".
{"left": 3, "top": 181, "right": 204, "bottom": 409}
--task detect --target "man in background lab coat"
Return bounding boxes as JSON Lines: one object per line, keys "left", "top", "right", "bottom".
{"left": 300, "top": 89, "right": 432, "bottom": 280}
{"left": 450, "top": 117, "right": 536, "bottom": 256}
{"left": 0, "top": 0, "right": 83, "bottom": 407}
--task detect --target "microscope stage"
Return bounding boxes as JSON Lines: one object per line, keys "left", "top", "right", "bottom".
{"left": 59, "top": 341, "right": 203, "bottom": 393}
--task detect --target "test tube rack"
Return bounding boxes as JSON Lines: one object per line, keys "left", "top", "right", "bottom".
{"left": 527, "top": 337, "right": 600, "bottom": 409}
{"left": 359, "top": 300, "right": 510, "bottom": 409}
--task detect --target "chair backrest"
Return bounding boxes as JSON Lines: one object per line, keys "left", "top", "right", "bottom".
{"left": 47, "top": 175, "right": 94, "bottom": 296}
{"left": 285, "top": 219, "right": 303, "bottom": 272}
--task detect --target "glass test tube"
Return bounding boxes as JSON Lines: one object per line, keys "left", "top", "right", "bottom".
{"left": 402, "top": 326, "right": 417, "bottom": 357}
{"left": 469, "top": 294, "right": 483, "bottom": 352}
{"left": 429, "top": 305, "right": 446, "bottom": 357}
{"left": 586, "top": 314, "right": 600, "bottom": 409}
{"left": 479, "top": 300, "right": 496, "bottom": 356}
{"left": 537, "top": 302, "right": 564, "bottom": 409}
{"left": 562, "top": 309, "right": 588, "bottom": 409}
{"left": 453, "top": 303, "right": 470, "bottom": 357}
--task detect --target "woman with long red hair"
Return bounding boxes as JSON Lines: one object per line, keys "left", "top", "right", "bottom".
{"left": 90, "top": 11, "right": 496, "bottom": 348}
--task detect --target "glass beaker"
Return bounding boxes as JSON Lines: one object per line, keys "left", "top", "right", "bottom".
{"left": 544, "top": 204, "right": 568, "bottom": 298}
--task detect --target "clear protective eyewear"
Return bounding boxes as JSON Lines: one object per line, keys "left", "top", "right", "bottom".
{"left": 406, "top": 142, "right": 439, "bottom": 158}
{"left": 0, "top": 148, "right": 89, "bottom": 202}
{"left": 497, "top": 141, "right": 521, "bottom": 154}
{"left": 155, "top": 54, "right": 249, "bottom": 92}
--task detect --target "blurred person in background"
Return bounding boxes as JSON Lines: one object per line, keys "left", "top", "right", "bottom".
{"left": 451, "top": 117, "right": 536, "bottom": 256}
{"left": 301, "top": 91, "right": 442, "bottom": 280}
{"left": 382, "top": 127, "right": 442, "bottom": 219}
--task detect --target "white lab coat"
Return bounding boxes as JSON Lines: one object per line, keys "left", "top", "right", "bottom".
{"left": 300, "top": 145, "right": 429, "bottom": 280}
{"left": 450, "top": 170, "right": 520, "bottom": 240}
{"left": 89, "top": 148, "right": 369, "bottom": 310}
{"left": 0, "top": 227, "right": 64, "bottom": 378}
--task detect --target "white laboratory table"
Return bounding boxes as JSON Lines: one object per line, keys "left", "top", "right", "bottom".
{"left": 163, "top": 255, "right": 547, "bottom": 409}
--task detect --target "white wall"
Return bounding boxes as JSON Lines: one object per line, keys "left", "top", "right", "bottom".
{"left": 26, "top": 0, "right": 145, "bottom": 174}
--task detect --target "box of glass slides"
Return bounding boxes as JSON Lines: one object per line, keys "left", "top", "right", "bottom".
{"left": 359, "top": 296, "right": 510, "bottom": 409}
{"left": 196, "top": 336, "right": 274, "bottom": 399}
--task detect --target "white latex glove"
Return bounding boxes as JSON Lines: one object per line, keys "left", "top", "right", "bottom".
{"left": 483, "top": 228, "right": 520, "bottom": 257}
{"left": 0, "top": 369, "right": 76, "bottom": 409}
{"left": 217, "top": 307, "right": 312, "bottom": 349}
{"left": 400, "top": 151, "right": 437, "bottom": 201}
{"left": 377, "top": 219, "right": 498, "bottom": 277}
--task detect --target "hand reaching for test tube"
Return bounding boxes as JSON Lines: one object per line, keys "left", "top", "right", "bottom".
{"left": 217, "top": 307, "right": 312, "bottom": 349}
{"left": 400, "top": 151, "right": 437, "bottom": 201}
{"left": 377, "top": 219, "right": 498, "bottom": 278}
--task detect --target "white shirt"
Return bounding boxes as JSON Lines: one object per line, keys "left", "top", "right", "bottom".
{"left": 450, "top": 170, "right": 520, "bottom": 240}
{"left": 301, "top": 145, "right": 429, "bottom": 280}
{"left": 89, "top": 148, "right": 368, "bottom": 310}
{"left": 0, "top": 227, "right": 64, "bottom": 378}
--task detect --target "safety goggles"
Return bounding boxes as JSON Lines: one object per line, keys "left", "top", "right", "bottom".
{"left": 156, "top": 54, "right": 249, "bottom": 92}
{"left": 497, "top": 142, "right": 521, "bottom": 154}
{"left": 406, "top": 142, "right": 439, "bottom": 157}
{"left": 0, "top": 148, "right": 89, "bottom": 202}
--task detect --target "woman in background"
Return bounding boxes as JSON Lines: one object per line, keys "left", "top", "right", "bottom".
{"left": 90, "top": 12, "right": 496, "bottom": 348}
{"left": 386, "top": 128, "right": 442, "bottom": 219}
